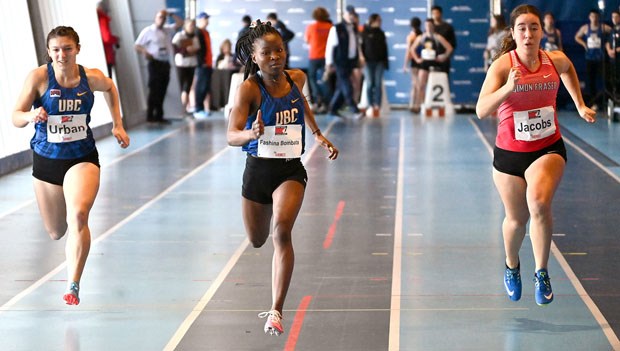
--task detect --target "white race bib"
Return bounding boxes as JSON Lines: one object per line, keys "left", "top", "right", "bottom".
{"left": 513, "top": 106, "right": 556, "bottom": 141}
{"left": 46, "top": 114, "right": 88, "bottom": 143}
{"left": 544, "top": 42, "right": 559, "bottom": 51}
{"left": 257, "top": 124, "right": 302, "bottom": 158}
{"left": 421, "top": 48, "right": 436, "bottom": 61}
{"left": 587, "top": 34, "right": 601, "bottom": 49}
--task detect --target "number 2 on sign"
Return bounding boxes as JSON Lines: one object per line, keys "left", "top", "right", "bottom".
{"left": 432, "top": 85, "right": 444, "bottom": 103}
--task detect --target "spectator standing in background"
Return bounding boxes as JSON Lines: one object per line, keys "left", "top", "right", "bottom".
{"left": 97, "top": 0, "right": 119, "bottom": 78}
{"left": 134, "top": 9, "right": 183, "bottom": 124}
{"left": 324, "top": 5, "right": 363, "bottom": 118}
{"left": 404, "top": 17, "right": 422, "bottom": 112}
{"left": 172, "top": 19, "right": 200, "bottom": 116}
{"left": 431, "top": 5, "right": 456, "bottom": 74}
{"left": 349, "top": 10, "right": 364, "bottom": 106}
{"left": 193, "top": 12, "right": 213, "bottom": 119}
{"left": 606, "top": 10, "right": 620, "bottom": 107}
{"left": 410, "top": 19, "right": 453, "bottom": 113}
{"left": 574, "top": 9, "right": 611, "bottom": 110}
{"left": 304, "top": 7, "right": 332, "bottom": 114}
{"left": 542, "top": 12, "right": 562, "bottom": 52}
{"left": 484, "top": 14, "right": 507, "bottom": 72}
{"left": 238, "top": 15, "right": 252, "bottom": 41}
{"left": 360, "top": 13, "right": 389, "bottom": 117}
{"left": 267, "top": 12, "right": 295, "bottom": 68}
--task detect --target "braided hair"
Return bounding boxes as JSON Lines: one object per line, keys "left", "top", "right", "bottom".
{"left": 234, "top": 19, "right": 282, "bottom": 80}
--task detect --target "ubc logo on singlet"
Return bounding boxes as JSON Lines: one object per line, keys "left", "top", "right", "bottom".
{"left": 258, "top": 108, "right": 302, "bottom": 158}
{"left": 275, "top": 108, "right": 299, "bottom": 125}
{"left": 47, "top": 99, "right": 87, "bottom": 143}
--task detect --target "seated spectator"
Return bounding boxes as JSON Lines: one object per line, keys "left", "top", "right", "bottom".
{"left": 216, "top": 39, "right": 241, "bottom": 70}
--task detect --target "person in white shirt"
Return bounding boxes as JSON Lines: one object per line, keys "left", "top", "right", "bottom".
{"left": 172, "top": 18, "right": 200, "bottom": 115}
{"left": 324, "top": 5, "right": 363, "bottom": 118}
{"left": 134, "top": 9, "right": 182, "bottom": 123}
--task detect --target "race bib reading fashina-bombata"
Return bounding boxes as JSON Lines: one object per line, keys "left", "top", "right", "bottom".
{"left": 513, "top": 106, "right": 556, "bottom": 141}
{"left": 46, "top": 114, "right": 87, "bottom": 143}
{"left": 257, "top": 124, "right": 302, "bottom": 158}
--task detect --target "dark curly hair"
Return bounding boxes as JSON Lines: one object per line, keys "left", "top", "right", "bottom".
{"left": 234, "top": 19, "right": 282, "bottom": 80}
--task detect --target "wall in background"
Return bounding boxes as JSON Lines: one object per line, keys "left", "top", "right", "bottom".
{"left": 197, "top": 0, "right": 429, "bottom": 106}
{"left": 433, "top": 0, "right": 490, "bottom": 106}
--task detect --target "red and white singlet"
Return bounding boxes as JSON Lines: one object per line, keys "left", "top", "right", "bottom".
{"left": 495, "top": 49, "right": 562, "bottom": 152}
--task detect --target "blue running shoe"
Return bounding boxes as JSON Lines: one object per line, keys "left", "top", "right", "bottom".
{"left": 504, "top": 263, "right": 521, "bottom": 301}
{"left": 534, "top": 269, "right": 553, "bottom": 306}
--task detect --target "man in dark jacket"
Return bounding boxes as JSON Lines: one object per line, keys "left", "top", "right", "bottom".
{"left": 267, "top": 12, "right": 295, "bottom": 68}
{"left": 324, "top": 5, "right": 363, "bottom": 118}
{"left": 361, "top": 13, "right": 389, "bottom": 117}
{"left": 431, "top": 6, "right": 456, "bottom": 74}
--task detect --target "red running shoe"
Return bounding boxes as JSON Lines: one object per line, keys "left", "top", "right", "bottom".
{"left": 63, "top": 282, "right": 80, "bottom": 305}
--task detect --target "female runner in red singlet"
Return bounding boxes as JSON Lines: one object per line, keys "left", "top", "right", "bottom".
{"left": 476, "top": 5, "right": 595, "bottom": 306}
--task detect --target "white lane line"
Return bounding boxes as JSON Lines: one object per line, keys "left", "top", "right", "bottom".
{"left": 162, "top": 238, "right": 249, "bottom": 351}
{"left": 0, "top": 127, "right": 181, "bottom": 221}
{"left": 100, "top": 128, "right": 182, "bottom": 168}
{"left": 563, "top": 136, "right": 620, "bottom": 183}
{"left": 470, "top": 116, "right": 620, "bottom": 349}
{"left": 551, "top": 241, "right": 620, "bottom": 349}
{"left": 0, "top": 199, "right": 36, "bottom": 221}
{"left": 0, "top": 146, "right": 231, "bottom": 313}
{"left": 388, "top": 117, "right": 405, "bottom": 351}
{"left": 162, "top": 119, "right": 339, "bottom": 350}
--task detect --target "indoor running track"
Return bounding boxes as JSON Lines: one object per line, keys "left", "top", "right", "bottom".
{"left": 0, "top": 110, "right": 618, "bottom": 351}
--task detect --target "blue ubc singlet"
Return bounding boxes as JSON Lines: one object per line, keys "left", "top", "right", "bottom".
{"left": 585, "top": 24, "right": 603, "bottom": 61}
{"left": 242, "top": 71, "right": 306, "bottom": 157}
{"left": 31, "top": 63, "right": 96, "bottom": 159}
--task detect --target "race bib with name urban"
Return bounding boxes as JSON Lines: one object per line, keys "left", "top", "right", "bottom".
{"left": 257, "top": 124, "right": 302, "bottom": 158}
{"left": 46, "top": 114, "right": 87, "bottom": 143}
{"left": 513, "top": 106, "right": 556, "bottom": 141}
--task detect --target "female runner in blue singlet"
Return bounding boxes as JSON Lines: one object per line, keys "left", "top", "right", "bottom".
{"left": 12, "top": 26, "right": 130, "bottom": 305}
{"left": 227, "top": 20, "right": 338, "bottom": 336}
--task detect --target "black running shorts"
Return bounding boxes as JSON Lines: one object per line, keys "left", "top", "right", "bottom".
{"left": 493, "top": 138, "right": 567, "bottom": 179}
{"left": 242, "top": 155, "right": 308, "bottom": 204}
{"left": 32, "top": 149, "right": 100, "bottom": 186}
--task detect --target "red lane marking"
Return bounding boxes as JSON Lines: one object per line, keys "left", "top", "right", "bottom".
{"left": 323, "top": 200, "right": 346, "bottom": 249}
{"left": 284, "top": 295, "right": 313, "bottom": 351}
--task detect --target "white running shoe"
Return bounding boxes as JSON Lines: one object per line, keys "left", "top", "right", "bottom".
{"left": 258, "top": 310, "right": 284, "bottom": 336}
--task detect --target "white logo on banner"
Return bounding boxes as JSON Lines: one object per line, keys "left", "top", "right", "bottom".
{"left": 451, "top": 6, "right": 472, "bottom": 11}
